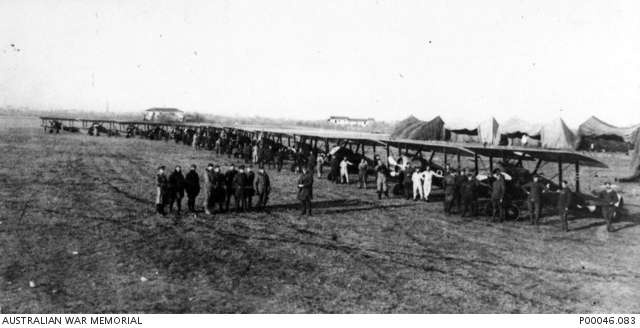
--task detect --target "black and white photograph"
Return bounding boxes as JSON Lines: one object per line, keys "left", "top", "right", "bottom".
{"left": 1, "top": 0, "right": 639, "bottom": 319}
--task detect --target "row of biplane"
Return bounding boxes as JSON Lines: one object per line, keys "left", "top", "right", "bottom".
{"left": 40, "top": 116, "right": 625, "bottom": 223}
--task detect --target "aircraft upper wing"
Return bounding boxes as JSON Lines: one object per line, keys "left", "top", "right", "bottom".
{"left": 382, "top": 139, "right": 476, "bottom": 157}
{"left": 462, "top": 146, "right": 609, "bottom": 168}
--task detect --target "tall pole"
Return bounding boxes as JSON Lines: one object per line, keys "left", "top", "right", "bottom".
{"left": 474, "top": 153, "right": 478, "bottom": 175}
{"left": 444, "top": 148, "right": 448, "bottom": 167}
{"left": 558, "top": 156, "right": 563, "bottom": 188}
{"left": 489, "top": 156, "right": 493, "bottom": 174}
{"left": 575, "top": 160, "right": 580, "bottom": 193}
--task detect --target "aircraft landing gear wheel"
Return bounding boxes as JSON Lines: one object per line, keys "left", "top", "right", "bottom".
{"left": 483, "top": 202, "right": 493, "bottom": 216}
{"left": 506, "top": 205, "right": 520, "bottom": 221}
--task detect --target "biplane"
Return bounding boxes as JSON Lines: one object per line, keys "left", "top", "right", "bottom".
{"left": 39, "top": 117, "right": 80, "bottom": 133}
{"left": 78, "top": 118, "right": 120, "bottom": 137}
{"left": 460, "top": 145, "right": 621, "bottom": 220}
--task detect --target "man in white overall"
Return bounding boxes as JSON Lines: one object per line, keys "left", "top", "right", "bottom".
{"left": 422, "top": 165, "right": 443, "bottom": 202}
{"left": 412, "top": 168, "right": 424, "bottom": 200}
{"left": 340, "top": 158, "right": 354, "bottom": 184}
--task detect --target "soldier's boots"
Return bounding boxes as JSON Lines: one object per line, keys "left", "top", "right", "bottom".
{"left": 377, "top": 191, "right": 382, "bottom": 200}
{"left": 384, "top": 190, "right": 389, "bottom": 198}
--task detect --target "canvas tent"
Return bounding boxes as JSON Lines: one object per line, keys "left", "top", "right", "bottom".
{"left": 498, "top": 116, "right": 541, "bottom": 147}
{"left": 477, "top": 117, "right": 500, "bottom": 146}
{"left": 539, "top": 117, "right": 578, "bottom": 150}
{"left": 444, "top": 118, "right": 480, "bottom": 143}
{"left": 390, "top": 116, "right": 445, "bottom": 141}
{"left": 577, "top": 116, "right": 639, "bottom": 152}
{"left": 621, "top": 131, "right": 640, "bottom": 182}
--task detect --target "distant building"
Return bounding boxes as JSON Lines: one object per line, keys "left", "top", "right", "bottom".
{"left": 328, "top": 116, "right": 375, "bottom": 127}
{"left": 144, "top": 108, "right": 184, "bottom": 122}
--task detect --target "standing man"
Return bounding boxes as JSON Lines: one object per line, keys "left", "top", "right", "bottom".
{"left": 442, "top": 169, "right": 456, "bottom": 216}
{"left": 358, "top": 159, "right": 369, "bottom": 189}
{"left": 224, "top": 164, "right": 237, "bottom": 212}
{"left": 203, "top": 163, "right": 215, "bottom": 215}
{"left": 308, "top": 151, "right": 317, "bottom": 173}
{"left": 276, "top": 148, "right": 284, "bottom": 173}
{"left": 593, "top": 182, "right": 619, "bottom": 232}
{"left": 316, "top": 154, "right": 325, "bottom": 178}
{"left": 155, "top": 166, "right": 169, "bottom": 215}
{"left": 557, "top": 180, "right": 573, "bottom": 232}
{"left": 330, "top": 155, "right": 340, "bottom": 183}
{"left": 244, "top": 143, "right": 252, "bottom": 164}
{"left": 254, "top": 166, "right": 271, "bottom": 212}
{"left": 412, "top": 168, "right": 424, "bottom": 201}
{"left": 421, "top": 166, "right": 442, "bottom": 202}
{"left": 297, "top": 166, "right": 314, "bottom": 216}
{"left": 491, "top": 172, "right": 506, "bottom": 222}
{"left": 521, "top": 174, "right": 550, "bottom": 226}
{"left": 454, "top": 169, "right": 466, "bottom": 213}
{"left": 245, "top": 165, "right": 256, "bottom": 211}
{"left": 375, "top": 159, "right": 390, "bottom": 199}
{"left": 185, "top": 164, "right": 200, "bottom": 213}
{"left": 460, "top": 174, "right": 479, "bottom": 217}
{"left": 232, "top": 165, "right": 248, "bottom": 212}
{"left": 252, "top": 143, "right": 259, "bottom": 164}
{"left": 212, "top": 165, "right": 226, "bottom": 213}
{"left": 402, "top": 163, "right": 414, "bottom": 200}
{"left": 340, "top": 158, "right": 354, "bottom": 184}
{"left": 168, "top": 165, "right": 185, "bottom": 214}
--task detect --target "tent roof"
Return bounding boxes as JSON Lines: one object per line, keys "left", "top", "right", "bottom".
{"left": 577, "top": 116, "right": 640, "bottom": 143}
{"left": 444, "top": 117, "right": 479, "bottom": 132}
{"left": 390, "top": 116, "right": 445, "bottom": 140}
{"left": 499, "top": 116, "right": 541, "bottom": 136}
{"left": 540, "top": 117, "right": 578, "bottom": 150}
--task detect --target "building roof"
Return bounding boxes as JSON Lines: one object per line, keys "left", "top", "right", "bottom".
{"left": 145, "top": 108, "right": 183, "bottom": 113}
{"left": 329, "top": 116, "right": 349, "bottom": 120}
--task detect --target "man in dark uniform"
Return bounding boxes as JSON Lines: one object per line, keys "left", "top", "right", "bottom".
{"left": 403, "top": 163, "right": 414, "bottom": 200}
{"left": 155, "top": 166, "right": 169, "bottom": 215}
{"left": 308, "top": 151, "right": 316, "bottom": 172}
{"left": 243, "top": 143, "right": 252, "bottom": 164}
{"left": 254, "top": 166, "right": 271, "bottom": 212}
{"left": 521, "top": 174, "right": 550, "bottom": 225}
{"left": 460, "top": 173, "right": 478, "bottom": 217}
{"left": 375, "top": 159, "right": 390, "bottom": 199}
{"left": 224, "top": 164, "right": 237, "bottom": 212}
{"left": 266, "top": 145, "right": 275, "bottom": 169}
{"left": 454, "top": 169, "right": 467, "bottom": 213}
{"left": 442, "top": 169, "right": 456, "bottom": 216}
{"left": 168, "top": 165, "right": 185, "bottom": 214}
{"left": 491, "top": 171, "right": 506, "bottom": 222}
{"left": 232, "top": 165, "right": 248, "bottom": 212}
{"left": 184, "top": 164, "right": 200, "bottom": 213}
{"left": 276, "top": 148, "right": 284, "bottom": 173}
{"left": 330, "top": 155, "right": 340, "bottom": 183}
{"left": 557, "top": 180, "right": 573, "bottom": 232}
{"left": 358, "top": 159, "right": 369, "bottom": 189}
{"left": 297, "top": 166, "right": 314, "bottom": 216}
{"left": 593, "top": 182, "right": 619, "bottom": 232}
{"left": 245, "top": 165, "right": 255, "bottom": 211}
{"left": 212, "top": 165, "right": 226, "bottom": 213}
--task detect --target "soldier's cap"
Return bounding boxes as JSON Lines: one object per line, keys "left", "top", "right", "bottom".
{"left": 258, "top": 165, "right": 265, "bottom": 170}
{"left": 533, "top": 174, "right": 540, "bottom": 178}
{"left": 229, "top": 163, "right": 235, "bottom": 167}
{"left": 157, "top": 165, "right": 165, "bottom": 170}
{"left": 214, "top": 165, "right": 220, "bottom": 169}
{"left": 207, "top": 163, "right": 214, "bottom": 168}
{"left": 239, "top": 165, "right": 245, "bottom": 170}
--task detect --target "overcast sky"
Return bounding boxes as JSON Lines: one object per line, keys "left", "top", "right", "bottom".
{"left": 1, "top": 0, "right": 638, "bottom": 127}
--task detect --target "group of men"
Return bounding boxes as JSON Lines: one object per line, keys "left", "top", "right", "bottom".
{"left": 154, "top": 140, "right": 621, "bottom": 233}
{"left": 155, "top": 163, "right": 272, "bottom": 216}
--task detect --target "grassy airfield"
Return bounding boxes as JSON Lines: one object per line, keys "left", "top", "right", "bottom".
{"left": 1, "top": 116, "right": 639, "bottom": 313}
